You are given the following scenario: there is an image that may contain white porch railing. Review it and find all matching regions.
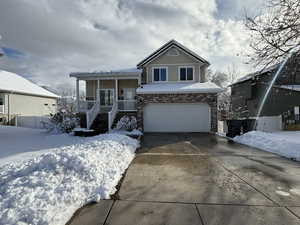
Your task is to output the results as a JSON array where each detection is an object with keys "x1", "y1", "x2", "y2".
[
  {"x1": 0, "y1": 105, "x2": 4, "y2": 114},
  {"x1": 86, "y1": 101, "x2": 100, "y2": 129},
  {"x1": 108, "y1": 101, "x2": 118, "y2": 132},
  {"x1": 79, "y1": 100, "x2": 96, "y2": 112},
  {"x1": 118, "y1": 100, "x2": 137, "y2": 111}
]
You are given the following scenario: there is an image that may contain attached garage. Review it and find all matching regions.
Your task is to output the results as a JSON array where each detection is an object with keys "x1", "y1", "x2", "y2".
[
  {"x1": 136, "y1": 82, "x2": 223, "y2": 133},
  {"x1": 143, "y1": 103, "x2": 210, "y2": 132}
]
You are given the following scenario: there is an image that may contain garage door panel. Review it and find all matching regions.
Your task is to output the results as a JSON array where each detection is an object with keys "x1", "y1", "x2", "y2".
[{"x1": 144, "y1": 103, "x2": 210, "y2": 132}]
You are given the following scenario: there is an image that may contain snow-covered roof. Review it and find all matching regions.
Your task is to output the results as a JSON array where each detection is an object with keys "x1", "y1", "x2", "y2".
[
  {"x1": 230, "y1": 64, "x2": 280, "y2": 86},
  {"x1": 0, "y1": 70, "x2": 60, "y2": 98},
  {"x1": 70, "y1": 68, "x2": 142, "y2": 78},
  {"x1": 279, "y1": 85, "x2": 300, "y2": 92},
  {"x1": 137, "y1": 39, "x2": 210, "y2": 68},
  {"x1": 136, "y1": 82, "x2": 223, "y2": 94}
]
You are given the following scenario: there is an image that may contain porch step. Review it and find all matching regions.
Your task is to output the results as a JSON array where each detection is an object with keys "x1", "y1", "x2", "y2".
[
  {"x1": 73, "y1": 129, "x2": 98, "y2": 137},
  {"x1": 112, "y1": 112, "x2": 137, "y2": 129},
  {"x1": 77, "y1": 112, "x2": 87, "y2": 128},
  {"x1": 90, "y1": 113, "x2": 109, "y2": 134}
]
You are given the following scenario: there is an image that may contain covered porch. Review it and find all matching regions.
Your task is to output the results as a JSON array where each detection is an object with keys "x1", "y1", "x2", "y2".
[
  {"x1": 79, "y1": 78, "x2": 139, "y2": 113},
  {"x1": 70, "y1": 69, "x2": 142, "y2": 131}
]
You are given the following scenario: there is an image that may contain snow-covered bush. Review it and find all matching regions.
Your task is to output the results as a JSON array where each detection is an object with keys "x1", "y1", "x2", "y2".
[
  {"x1": 116, "y1": 115, "x2": 137, "y2": 131},
  {"x1": 42, "y1": 110, "x2": 79, "y2": 133}
]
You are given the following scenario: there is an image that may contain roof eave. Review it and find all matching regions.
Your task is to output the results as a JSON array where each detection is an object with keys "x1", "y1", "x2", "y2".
[
  {"x1": 137, "y1": 40, "x2": 210, "y2": 68},
  {"x1": 70, "y1": 72, "x2": 142, "y2": 78},
  {"x1": 0, "y1": 89, "x2": 60, "y2": 99}
]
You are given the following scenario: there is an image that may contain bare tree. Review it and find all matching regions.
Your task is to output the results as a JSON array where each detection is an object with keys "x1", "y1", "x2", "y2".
[
  {"x1": 207, "y1": 69, "x2": 228, "y2": 87},
  {"x1": 245, "y1": 0, "x2": 300, "y2": 67}
]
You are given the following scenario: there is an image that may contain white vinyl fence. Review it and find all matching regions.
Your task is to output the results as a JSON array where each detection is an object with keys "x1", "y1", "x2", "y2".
[
  {"x1": 255, "y1": 116, "x2": 282, "y2": 132},
  {"x1": 16, "y1": 115, "x2": 50, "y2": 129}
]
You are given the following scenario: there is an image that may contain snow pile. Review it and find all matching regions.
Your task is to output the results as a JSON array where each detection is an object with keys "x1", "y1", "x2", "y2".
[
  {"x1": 234, "y1": 131, "x2": 300, "y2": 160},
  {"x1": 0, "y1": 134, "x2": 139, "y2": 225},
  {"x1": 111, "y1": 129, "x2": 143, "y2": 137}
]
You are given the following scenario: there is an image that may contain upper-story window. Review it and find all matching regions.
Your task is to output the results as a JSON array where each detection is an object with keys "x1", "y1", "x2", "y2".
[
  {"x1": 153, "y1": 67, "x2": 167, "y2": 82},
  {"x1": 179, "y1": 66, "x2": 194, "y2": 81}
]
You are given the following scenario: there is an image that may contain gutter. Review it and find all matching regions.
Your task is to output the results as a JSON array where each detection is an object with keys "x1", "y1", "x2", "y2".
[{"x1": 0, "y1": 89, "x2": 60, "y2": 99}]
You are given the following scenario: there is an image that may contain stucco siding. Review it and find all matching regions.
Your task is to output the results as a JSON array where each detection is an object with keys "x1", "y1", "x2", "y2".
[{"x1": 8, "y1": 93, "x2": 57, "y2": 116}]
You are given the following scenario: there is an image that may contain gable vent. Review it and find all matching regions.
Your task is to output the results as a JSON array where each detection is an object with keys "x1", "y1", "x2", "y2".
[{"x1": 167, "y1": 48, "x2": 180, "y2": 56}]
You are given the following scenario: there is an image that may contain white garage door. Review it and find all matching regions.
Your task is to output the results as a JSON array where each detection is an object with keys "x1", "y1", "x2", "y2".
[{"x1": 144, "y1": 103, "x2": 210, "y2": 132}]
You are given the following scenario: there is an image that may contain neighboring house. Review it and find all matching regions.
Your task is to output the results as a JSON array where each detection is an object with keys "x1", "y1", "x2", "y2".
[
  {"x1": 0, "y1": 70, "x2": 60, "y2": 128},
  {"x1": 229, "y1": 53, "x2": 300, "y2": 131},
  {"x1": 70, "y1": 39, "x2": 223, "y2": 133}
]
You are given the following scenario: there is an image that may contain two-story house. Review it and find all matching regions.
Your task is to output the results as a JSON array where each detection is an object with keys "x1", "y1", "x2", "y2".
[
  {"x1": 230, "y1": 52, "x2": 300, "y2": 120},
  {"x1": 70, "y1": 40, "x2": 223, "y2": 134}
]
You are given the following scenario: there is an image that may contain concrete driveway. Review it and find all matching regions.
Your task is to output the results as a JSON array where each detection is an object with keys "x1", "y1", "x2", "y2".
[{"x1": 68, "y1": 133, "x2": 300, "y2": 225}]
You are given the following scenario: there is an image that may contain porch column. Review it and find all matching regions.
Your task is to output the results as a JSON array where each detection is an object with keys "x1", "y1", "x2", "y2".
[
  {"x1": 138, "y1": 76, "x2": 141, "y2": 86},
  {"x1": 97, "y1": 80, "x2": 100, "y2": 101},
  {"x1": 76, "y1": 79, "x2": 80, "y2": 112},
  {"x1": 115, "y1": 79, "x2": 118, "y2": 101}
]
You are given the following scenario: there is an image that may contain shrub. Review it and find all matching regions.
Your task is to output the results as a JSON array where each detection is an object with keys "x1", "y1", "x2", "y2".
[
  {"x1": 42, "y1": 110, "x2": 79, "y2": 134},
  {"x1": 116, "y1": 116, "x2": 137, "y2": 131}
]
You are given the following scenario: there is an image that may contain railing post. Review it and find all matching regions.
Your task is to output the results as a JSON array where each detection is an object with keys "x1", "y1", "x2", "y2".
[
  {"x1": 76, "y1": 79, "x2": 80, "y2": 112},
  {"x1": 108, "y1": 112, "x2": 112, "y2": 133},
  {"x1": 86, "y1": 113, "x2": 90, "y2": 129}
]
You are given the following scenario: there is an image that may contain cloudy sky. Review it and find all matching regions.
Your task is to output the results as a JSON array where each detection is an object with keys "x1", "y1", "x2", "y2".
[{"x1": 0, "y1": 0, "x2": 264, "y2": 91}]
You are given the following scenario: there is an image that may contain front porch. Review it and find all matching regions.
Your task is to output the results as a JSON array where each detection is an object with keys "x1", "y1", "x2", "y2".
[
  {"x1": 70, "y1": 69, "x2": 142, "y2": 133},
  {"x1": 78, "y1": 79, "x2": 138, "y2": 113}
]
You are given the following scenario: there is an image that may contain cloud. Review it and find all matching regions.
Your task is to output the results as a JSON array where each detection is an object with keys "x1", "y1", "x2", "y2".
[{"x1": 0, "y1": 0, "x2": 257, "y2": 90}]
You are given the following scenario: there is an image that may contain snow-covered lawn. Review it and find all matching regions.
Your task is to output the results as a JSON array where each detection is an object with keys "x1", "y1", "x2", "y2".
[
  {"x1": 0, "y1": 126, "x2": 139, "y2": 225},
  {"x1": 234, "y1": 131, "x2": 300, "y2": 161}
]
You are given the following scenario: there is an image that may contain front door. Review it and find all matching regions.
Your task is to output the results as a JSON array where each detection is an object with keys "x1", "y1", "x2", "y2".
[{"x1": 99, "y1": 89, "x2": 114, "y2": 106}]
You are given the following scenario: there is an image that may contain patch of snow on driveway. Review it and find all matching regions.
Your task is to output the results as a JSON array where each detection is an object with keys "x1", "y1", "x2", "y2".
[
  {"x1": 234, "y1": 131, "x2": 300, "y2": 161},
  {"x1": 0, "y1": 133, "x2": 139, "y2": 225}
]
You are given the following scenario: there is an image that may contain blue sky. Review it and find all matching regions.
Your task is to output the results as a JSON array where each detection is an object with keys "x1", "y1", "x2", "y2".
[
  {"x1": 0, "y1": 0, "x2": 264, "y2": 90},
  {"x1": 1, "y1": 47, "x2": 25, "y2": 59}
]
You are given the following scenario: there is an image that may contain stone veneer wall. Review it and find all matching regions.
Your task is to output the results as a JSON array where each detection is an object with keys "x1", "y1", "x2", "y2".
[{"x1": 136, "y1": 93, "x2": 218, "y2": 132}]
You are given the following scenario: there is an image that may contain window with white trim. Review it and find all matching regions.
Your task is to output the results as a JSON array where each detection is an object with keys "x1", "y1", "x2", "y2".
[
  {"x1": 153, "y1": 67, "x2": 167, "y2": 82},
  {"x1": 179, "y1": 67, "x2": 194, "y2": 81}
]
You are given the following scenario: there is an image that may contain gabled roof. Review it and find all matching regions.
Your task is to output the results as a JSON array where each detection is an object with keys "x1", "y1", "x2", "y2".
[
  {"x1": 0, "y1": 70, "x2": 60, "y2": 98},
  {"x1": 137, "y1": 39, "x2": 210, "y2": 68}
]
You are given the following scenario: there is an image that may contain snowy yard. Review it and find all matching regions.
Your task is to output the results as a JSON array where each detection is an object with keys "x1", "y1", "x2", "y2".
[
  {"x1": 234, "y1": 131, "x2": 300, "y2": 161},
  {"x1": 0, "y1": 126, "x2": 139, "y2": 225}
]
